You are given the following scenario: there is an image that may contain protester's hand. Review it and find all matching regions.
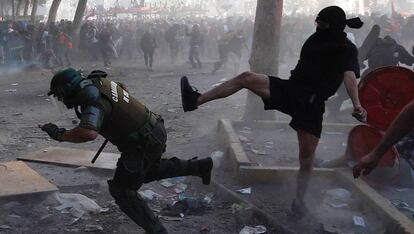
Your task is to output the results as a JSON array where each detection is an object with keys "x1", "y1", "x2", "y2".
[
  {"x1": 39, "y1": 123, "x2": 66, "y2": 142},
  {"x1": 352, "y1": 105, "x2": 367, "y2": 123},
  {"x1": 352, "y1": 152, "x2": 380, "y2": 178}
]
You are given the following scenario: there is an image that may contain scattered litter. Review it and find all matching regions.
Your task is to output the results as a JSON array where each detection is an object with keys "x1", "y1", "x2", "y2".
[
  {"x1": 0, "y1": 225, "x2": 11, "y2": 229},
  {"x1": 54, "y1": 193, "x2": 109, "y2": 218},
  {"x1": 212, "y1": 83, "x2": 222, "y2": 87},
  {"x1": 231, "y1": 203, "x2": 248, "y2": 214},
  {"x1": 174, "y1": 183, "x2": 188, "y2": 194},
  {"x1": 250, "y1": 146, "x2": 268, "y2": 155},
  {"x1": 342, "y1": 143, "x2": 347, "y2": 147},
  {"x1": 236, "y1": 187, "x2": 252, "y2": 194},
  {"x1": 139, "y1": 190, "x2": 163, "y2": 201},
  {"x1": 11, "y1": 83, "x2": 19, "y2": 86},
  {"x1": 200, "y1": 225, "x2": 210, "y2": 234},
  {"x1": 37, "y1": 94, "x2": 45, "y2": 97},
  {"x1": 167, "y1": 109, "x2": 177, "y2": 113},
  {"x1": 328, "y1": 203, "x2": 348, "y2": 208},
  {"x1": 395, "y1": 188, "x2": 411, "y2": 192},
  {"x1": 203, "y1": 193, "x2": 214, "y2": 204},
  {"x1": 12, "y1": 113, "x2": 22, "y2": 116},
  {"x1": 5, "y1": 89, "x2": 17, "y2": 92},
  {"x1": 85, "y1": 224, "x2": 103, "y2": 232},
  {"x1": 239, "y1": 135, "x2": 249, "y2": 142},
  {"x1": 322, "y1": 224, "x2": 342, "y2": 233},
  {"x1": 43, "y1": 149, "x2": 48, "y2": 152},
  {"x1": 69, "y1": 217, "x2": 81, "y2": 225},
  {"x1": 264, "y1": 141, "x2": 274, "y2": 149},
  {"x1": 171, "y1": 176, "x2": 186, "y2": 183},
  {"x1": 239, "y1": 127, "x2": 252, "y2": 134},
  {"x1": 40, "y1": 214, "x2": 52, "y2": 220},
  {"x1": 161, "y1": 195, "x2": 211, "y2": 216},
  {"x1": 239, "y1": 225, "x2": 267, "y2": 234},
  {"x1": 160, "y1": 180, "x2": 175, "y2": 188},
  {"x1": 219, "y1": 78, "x2": 227, "y2": 82},
  {"x1": 324, "y1": 188, "x2": 351, "y2": 204},
  {"x1": 391, "y1": 199, "x2": 414, "y2": 214},
  {"x1": 159, "y1": 215, "x2": 183, "y2": 221},
  {"x1": 211, "y1": 151, "x2": 224, "y2": 168},
  {"x1": 352, "y1": 216, "x2": 366, "y2": 227}
]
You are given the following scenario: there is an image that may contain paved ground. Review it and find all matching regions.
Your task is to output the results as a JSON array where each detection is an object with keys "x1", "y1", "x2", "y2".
[{"x1": 0, "y1": 55, "x2": 413, "y2": 233}]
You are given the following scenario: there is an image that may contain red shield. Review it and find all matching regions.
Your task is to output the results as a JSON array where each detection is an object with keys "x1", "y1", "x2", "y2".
[
  {"x1": 347, "y1": 125, "x2": 400, "y2": 187},
  {"x1": 359, "y1": 66, "x2": 414, "y2": 131}
]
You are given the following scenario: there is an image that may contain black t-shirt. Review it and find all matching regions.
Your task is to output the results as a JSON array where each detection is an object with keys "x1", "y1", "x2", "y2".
[{"x1": 289, "y1": 31, "x2": 360, "y2": 100}]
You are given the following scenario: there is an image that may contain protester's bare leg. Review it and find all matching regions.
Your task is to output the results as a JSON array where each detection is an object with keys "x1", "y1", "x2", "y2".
[
  {"x1": 295, "y1": 129, "x2": 319, "y2": 207},
  {"x1": 197, "y1": 71, "x2": 270, "y2": 106}
]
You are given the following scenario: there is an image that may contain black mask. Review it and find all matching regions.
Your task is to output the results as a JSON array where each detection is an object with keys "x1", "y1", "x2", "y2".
[{"x1": 316, "y1": 6, "x2": 363, "y2": 33}]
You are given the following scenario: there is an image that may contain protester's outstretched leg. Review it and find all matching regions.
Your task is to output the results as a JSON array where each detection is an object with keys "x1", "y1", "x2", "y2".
[
  {"x1": 292, "y1": 129, "x2": 319, "y2": 218},
  {"x1": 180, "y1": 71, "x2": 270, "y2": 112}
]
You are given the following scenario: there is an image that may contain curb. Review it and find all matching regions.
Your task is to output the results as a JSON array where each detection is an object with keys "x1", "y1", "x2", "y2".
[{"x1": 218, "y1": 119, "x2": 414, "y2": 234}]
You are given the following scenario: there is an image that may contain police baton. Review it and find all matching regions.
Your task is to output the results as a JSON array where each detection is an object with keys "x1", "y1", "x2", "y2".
[{"x1": 91, "y1": 139, "x2": 109, "y2": 164}]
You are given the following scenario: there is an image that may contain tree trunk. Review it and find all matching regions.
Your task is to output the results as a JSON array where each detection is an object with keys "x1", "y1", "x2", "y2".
[
  {"x1": 72, "y1": 0, "x2": 88, "y2": 46},
  {"x1": 48, "y1": 0, "x2": 61, "y2": 24},
  {"x1": 242, "y1": 0, "x2": 283, "y2": 121},
  {"x1": 0, "y1": 1, "x2": 4, "y2": 20},
  {"x1": 30, "y1": 0, "x2": 38, "y2": 23},
  {"x1": 12, "y1": 0, "x2": 16, "y2": 20},
  {"x1": 16, "y1": 0, "x2": 23, "y2": 16},
  {"x1": 23, "y1": 0, "x2": 30, "y2": 17}
]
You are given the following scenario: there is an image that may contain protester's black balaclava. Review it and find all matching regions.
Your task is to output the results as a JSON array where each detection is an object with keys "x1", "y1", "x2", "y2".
[{"x1": 315, "y1": 6, "x2": 363, "y2": 39}]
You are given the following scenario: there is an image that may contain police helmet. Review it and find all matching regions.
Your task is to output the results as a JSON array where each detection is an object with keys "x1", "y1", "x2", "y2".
[{"x1": 48, "y1": 68, "x2": 99, "y2": 108}]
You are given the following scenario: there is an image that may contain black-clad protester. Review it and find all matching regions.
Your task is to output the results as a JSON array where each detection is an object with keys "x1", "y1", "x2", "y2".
[{"x1": 180, "y1": 6, "x2": 367, "y2": 217}]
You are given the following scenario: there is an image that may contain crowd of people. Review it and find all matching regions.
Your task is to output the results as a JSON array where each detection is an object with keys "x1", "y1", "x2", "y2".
[
  {"x1": 0, "y1": 16, "x2": 254, "y2": 72},
  {"x1": 1, "y1": 11, "x2": 414, "y2": 72}
]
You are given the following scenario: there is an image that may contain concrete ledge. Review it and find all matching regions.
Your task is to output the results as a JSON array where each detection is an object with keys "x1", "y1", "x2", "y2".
[
  {"x1": 231, "y1": 120, "x2": 356, "y2": 133},
  {"x1": 218, "y1": 119, "x2": 242, "y2": 147},
  {"x1": 218, "y1": 119, "x2": 414, "y2": 233}
]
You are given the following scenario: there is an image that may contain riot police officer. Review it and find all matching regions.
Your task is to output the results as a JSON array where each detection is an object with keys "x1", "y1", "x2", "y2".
[{"x1": 40, "y1": 68, "x2": 213, "y2": 234}]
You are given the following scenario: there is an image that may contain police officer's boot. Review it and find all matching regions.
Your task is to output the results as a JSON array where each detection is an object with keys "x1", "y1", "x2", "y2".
[
  {"x1": 108, "y1": 180, "x2": 168, "y2": 234},
  {"x1": 188, "y1": 157, "x2": 213, "y2": 185}
]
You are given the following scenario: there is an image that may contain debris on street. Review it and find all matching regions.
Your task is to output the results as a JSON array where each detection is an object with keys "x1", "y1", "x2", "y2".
[{"x1": 239, "y1": 225, "x2": 267, "y2": 234}]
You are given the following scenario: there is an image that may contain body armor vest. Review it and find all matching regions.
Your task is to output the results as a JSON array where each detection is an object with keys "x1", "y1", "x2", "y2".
[{"x1": 95, "y1": 78, "x2": 150, "y2": 149}]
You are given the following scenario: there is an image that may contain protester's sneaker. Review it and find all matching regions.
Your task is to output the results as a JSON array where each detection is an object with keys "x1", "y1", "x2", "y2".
[{"x1": 180, "y1": 76, "x2": 201, "y2": 112}]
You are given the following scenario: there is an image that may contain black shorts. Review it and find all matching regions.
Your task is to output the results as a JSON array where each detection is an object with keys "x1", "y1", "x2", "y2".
[{"x1": 262, "y1": 76, "x2": 325, "y2": 138}]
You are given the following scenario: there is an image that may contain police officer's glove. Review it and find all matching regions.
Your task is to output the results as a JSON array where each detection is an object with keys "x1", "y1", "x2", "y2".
[{"x1": 39, "y1": 123, "x2": 66, "y2": 142}]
